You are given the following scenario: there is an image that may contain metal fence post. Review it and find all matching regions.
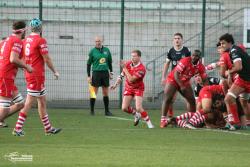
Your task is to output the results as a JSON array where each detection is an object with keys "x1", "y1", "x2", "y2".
[
  {"x1": 152, "y1": 60, "x2": 156, "y2": 102},
  {"x1": 39, "y1": 0, "x2": 43, "y2": 36},
  {"x1": 201, "y1": 0, "x2": 206, "y2": 57},
  {"x1": 119, "y1": 0, "x2": 125, "y2": 108}
]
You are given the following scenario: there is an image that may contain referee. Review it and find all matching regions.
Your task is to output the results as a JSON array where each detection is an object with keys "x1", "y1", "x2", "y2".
[{"x1": 87, "y1": 36, "x2": 113, "y2": 116}]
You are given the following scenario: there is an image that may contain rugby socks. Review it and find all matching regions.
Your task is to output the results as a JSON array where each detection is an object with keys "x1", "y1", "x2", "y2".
[
  {"x1": 177, "y1": 120, "x2": 187, "y2": 127},
  {"x1": 15, "y1": 112, "x2": 27, "y2": 132},
  {"x1": 176, "y1": 112, "x2": 194, "y2": 121},
  {"x1": 141, "y1": 111, "x2": 154, "y2": 128},
  {"x1": 189, "y1": 114, "x2": 207, "y2": 127},
  {"x1": 90, "y1": 98, "x2": 95, "y2": 114},
  {"x1": 161, "y1": 116, "x2": 167, "y2": 123},
  {"x1": 41, "y1": 114, "x2": 52, "y2": 132},
  {"x1": 246, "y1": 119, "x2": 250, "y2": 126},
  {"x1": 103, "y1": 96, "x2": 109, "y2": 112},
  {"x1": 188, "y1": 110, "x2": 206, "y2": 126},
  {"x1": 228, "y1": 103, "x2": 240, "y2": 125}
]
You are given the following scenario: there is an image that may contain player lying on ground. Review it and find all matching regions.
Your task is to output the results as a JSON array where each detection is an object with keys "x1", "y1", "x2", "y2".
[{"x1": 111, "y1": 50, "x2": 154, "y2": 128}]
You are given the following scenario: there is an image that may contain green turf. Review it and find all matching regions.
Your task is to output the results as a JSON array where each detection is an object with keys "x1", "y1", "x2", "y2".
[{"x1": 1, "y1": 109, "x2": 250, "y2": 167}]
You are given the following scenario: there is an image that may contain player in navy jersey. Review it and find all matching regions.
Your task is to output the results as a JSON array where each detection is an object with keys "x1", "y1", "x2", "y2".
[
  {"x1": 160, "y1": 33, "x2": 191, "y2": 128},
  {"x1": 219, "y1": 33, "x2": 250, "y2": 127}
]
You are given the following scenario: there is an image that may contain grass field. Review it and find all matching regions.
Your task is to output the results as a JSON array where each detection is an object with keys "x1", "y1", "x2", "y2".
[{"x1": 1, "y1": 108, "x2": 250, "y2": 167}]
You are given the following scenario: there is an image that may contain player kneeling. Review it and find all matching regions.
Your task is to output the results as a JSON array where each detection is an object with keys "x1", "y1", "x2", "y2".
[{"x1": 111, "y1": 50, "x2": 154, "y2": 128}]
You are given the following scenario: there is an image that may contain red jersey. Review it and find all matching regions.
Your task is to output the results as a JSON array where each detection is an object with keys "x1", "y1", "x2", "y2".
[
  {"x1": 168, "y1": 57, "x2": 207, "y2": 83},
  {"x1": 22, "y1": 34, "x2": 48, "y2": 78},
  {"x1": 219, "y1": 52, "x2": 232, "y2": 70},
  {"x1": 123, "y1": 61, "x2": 146, "y2": 91},
  {"x1": 0, "y1": 34, "x2": 23, "y2": 80}
]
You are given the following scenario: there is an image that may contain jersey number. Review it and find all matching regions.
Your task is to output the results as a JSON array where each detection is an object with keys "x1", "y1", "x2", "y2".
[{"x1": 25, "y1": 43, "x2": 31, "y2": 56}]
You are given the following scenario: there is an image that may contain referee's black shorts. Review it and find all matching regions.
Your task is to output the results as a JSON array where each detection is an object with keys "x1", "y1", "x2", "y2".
[{"x1": 91, "y1": 71, "x2": 109, "y2": 87}]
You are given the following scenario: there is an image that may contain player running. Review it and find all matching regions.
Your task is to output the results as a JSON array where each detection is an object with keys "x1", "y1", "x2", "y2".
[
  {"x1": 0, "y1": 21, "x2": 32, "y2": 128},
  {"x1": 160, "y1": 50, "x2": 208, "y2": 127},
  {"x1": 111, "y1": 50, "x2": 154, "y2": 128},
  {"x1": 13, "y1": 18, "x2": 61, "y2": 136},
  {"x1": 160, "y1": 33, "x2": 191, "y2": 127}
]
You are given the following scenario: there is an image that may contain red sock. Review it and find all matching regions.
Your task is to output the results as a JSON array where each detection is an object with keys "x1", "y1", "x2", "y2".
[
  {"x1": 188, "y1": 110, "x2": 204, "y2": 125},
  {"x1": 161, "y1": 116, "x2": 167, "y2": 122},
  {"x1": 177, "y1": 120, "x2": 187, "y2": 127},
  {"x1": 124, "y1": 106, "x2": 135, "y2": 114},
  {"x1": 229, "y1": 103, "x2": 240, "y2": 124},
  {"x1": 141, "y1": 111, "x2": 149, "y2": 121},
  {"x1": 168, "y1": 106, "x2": 174, "y2": 117},
  {"x1": 15, "y1": 112, "x2": 27, "y2": 132},
  {"x1": 176, "y1": 112, "x2": 194, "y2": 121},
  {"x1": 42, "y1": 115, "x2": 52, "y2": 132}
]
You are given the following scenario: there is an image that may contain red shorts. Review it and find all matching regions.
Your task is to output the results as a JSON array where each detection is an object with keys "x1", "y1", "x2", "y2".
[
  {"x1": 166, "y1": 77, "x2": 191, "y2": 90},
  {"x1": 26, "y1": 77, "x2": 45, "y2": 91},
  {"x1": 123, "y1": 88, "x2": 144, "y2": 97},
  {"x1": 234, "y1": 77, "x2": 250, "y2": 93},
  {"x1": 0, "y1": 78, "x2": 15, "y2": 98}
]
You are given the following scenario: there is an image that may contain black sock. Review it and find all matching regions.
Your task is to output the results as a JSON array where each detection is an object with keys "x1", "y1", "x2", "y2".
[
  {"x1": 90, "y1": 98, "x2": 96, "y2": 112},
  {"x1": 103, "y1": 96, "x2": 109, "y2": 112}
]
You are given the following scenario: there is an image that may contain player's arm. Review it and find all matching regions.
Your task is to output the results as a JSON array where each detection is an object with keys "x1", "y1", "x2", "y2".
[
  {"x1": 199, "y1": 64, "x2": 209, "y2": 86},
  {"x1": 122, "y1": 67, "x2": 138, "y2": 83},
  {"x1": 10, "y1": 51, "x2": 32, "y2": 72},
  {"x1": 219, "y1": 64, "x2": 228, "y2": 79},
  {"x1": 42, "y1": 54, "x2": 59, "y2": 79},
  {"x1": 174, "y1": 70, "x2": 185, "y2": 89},
  {"x1": 229, "y1": 50, "x2": 242, "y2": 74},
  {"x1": 173, "y1": 60, "x2": 186, "y2": 89},
  {"x1": 110, "y1": 73, "x2": 124, "y2": 90},
  {"x1": 161, "y1": 60, "x2": 170, "y2": 85}
]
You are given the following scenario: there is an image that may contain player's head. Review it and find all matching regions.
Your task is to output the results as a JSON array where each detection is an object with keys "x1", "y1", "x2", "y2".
[
  {"x1": 191, "y1": 49, "x2": 201, "y2": 65},
  {"x1": 95, "y1": 36, "x2": 103, "y2": 48},
  {"x1": 219, "y1": 33, "x2": 234, "y2": 51},
  {"x1": 194, "y1": 74, "x2": 202, "y2": 85},
  {"x1": 30, "y1": 18, "x2": 42, "y2": 33},
  {"x1": 131, "y1": 49, "x2": 141, "y2": 64},
  {"x1": 12, "y1": 21, "x2": 26, "y2": 39},
  {"x1": 173, "y1": 32, "x2": 183, "y2": 47},
  {"x1": 216, "y1": 41, "x2": 224, "y2": 54}
]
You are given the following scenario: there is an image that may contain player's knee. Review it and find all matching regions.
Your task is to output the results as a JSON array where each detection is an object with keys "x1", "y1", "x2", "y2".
[{"x1": 224, "y1": 94, "x2": 235, "y2": 104}]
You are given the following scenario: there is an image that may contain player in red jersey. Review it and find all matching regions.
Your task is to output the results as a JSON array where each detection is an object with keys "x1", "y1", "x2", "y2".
[
  {"x1": 0, "y1": 21, "x2": 32, "y2": 128},
  {"x1": 13, "y1": 18, "x2": 61, "y2": 136},
  {"x1": 219, "y1": 33, "x2": 250, "y2": 127},
  {"x1": 111, "y1": 50, "x2": 154, "y2": 128},
  {"x1": 160, "y1": 50, "x2": 208, "y2": 127}
]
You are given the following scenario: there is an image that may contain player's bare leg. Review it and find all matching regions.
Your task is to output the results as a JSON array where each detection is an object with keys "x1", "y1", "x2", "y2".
[
  {"x1": 179, "y1": 85, "x2": 196, "y2": 113},
  {"x1": 102, "y1": 86, "x2": 112, "y2": 116},
  {"x1": 225, "y1": 84, "x2": 244, "y2": 126},
  {"x1": 121, "y1": 96, "x2": 134, "y2": 114},
  {"x1": 239, "y1": 96, "x2": 249, "y2": 126},
  {"x1": 160, "y1": 83, "x2": 177, "y2": 128},
  {"x1": 135, "y1": 96, "x2": 154, "y2": 128},
  {"x1": 0, "y1": 96, "x2": 11, "y2": 128}
]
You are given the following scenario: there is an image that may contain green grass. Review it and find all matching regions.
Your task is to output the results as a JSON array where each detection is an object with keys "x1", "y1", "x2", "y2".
[{"x1": 1, "y1": 109, "x2": 250, "y2": 167}]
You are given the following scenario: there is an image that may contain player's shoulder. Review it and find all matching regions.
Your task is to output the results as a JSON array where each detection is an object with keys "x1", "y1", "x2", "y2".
[
  {"x1": 182, "y1": 46, "x2": 191, "y2": 52},
  {"x1": 139, "y1": 62, "x2": 146, "y2": 70}
]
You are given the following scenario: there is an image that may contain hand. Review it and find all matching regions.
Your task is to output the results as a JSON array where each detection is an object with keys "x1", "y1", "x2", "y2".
[
  {"x1": 87, "y1": 77, "x2": 92, "y2": 84},
  {"x1": 54, "y1": 71, "x2": 59, "y2": 80},
  {"x1": 227, "y1": 75, "x2": 232, "y2": 87},
  {"x1": 161, "y1": 78, "x2": 166, "y2": 86},
  {"x1": 109, "y1": 72, "x2": 114, "y2": 80},
  {"x1": 110, "y1": 84, "x2": 117, "y2": 90},
  {"x1": 120, "y1": 60, "x2": 126, "y2": 68},
  {"x1": 179, "y1": 85, "x2": 186, "y2": 94},
  {"x1": 26, "y1": 65, "x2": 33, "y2": 73}
]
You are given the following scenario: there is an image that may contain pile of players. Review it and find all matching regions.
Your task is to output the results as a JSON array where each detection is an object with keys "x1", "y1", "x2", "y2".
[{"x1": 160, "y1": 33, "x2": 250, "y2": 130}]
